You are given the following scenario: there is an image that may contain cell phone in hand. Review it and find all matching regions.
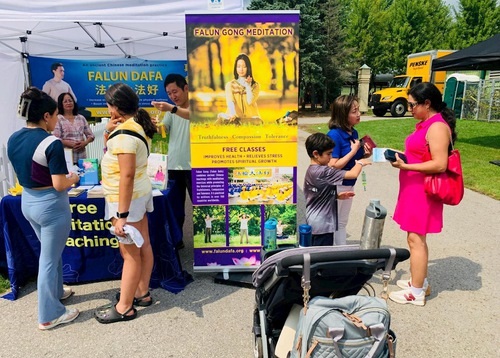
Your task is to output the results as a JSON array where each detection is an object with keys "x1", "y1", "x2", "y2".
[
  {"x1": 384, "y1": 149, "x2": 407, "y2": 163},
  {"x1": 361, "y1": 135, "x2": 377, "y2": 148}
]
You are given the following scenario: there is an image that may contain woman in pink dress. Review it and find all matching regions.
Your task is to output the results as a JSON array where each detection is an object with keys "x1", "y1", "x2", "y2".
[{"x1": 389, "y1": 82, "x2": 457, "y2": 306}]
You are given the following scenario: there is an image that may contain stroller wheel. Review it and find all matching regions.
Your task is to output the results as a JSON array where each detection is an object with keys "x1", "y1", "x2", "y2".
[{"x1": 253, "y1": 335, "x2": 263, "y2": 358}]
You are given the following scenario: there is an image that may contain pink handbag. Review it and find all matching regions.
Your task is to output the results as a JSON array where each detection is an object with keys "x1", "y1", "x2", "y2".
[{"x1": 423, "y1": 142, "x2": 464, "y2": 206}]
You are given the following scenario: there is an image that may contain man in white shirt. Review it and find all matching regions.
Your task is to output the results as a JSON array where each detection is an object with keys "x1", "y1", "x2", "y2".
[
  {"x1": 152, "y1": 74, "x2": 191, "y2": 247},
  {"x1": 42, "y1": 62, "x2": 77, "y2": 103},
  {"x1": 239, "y1": 214, "x2": 250, "y2": 244}
]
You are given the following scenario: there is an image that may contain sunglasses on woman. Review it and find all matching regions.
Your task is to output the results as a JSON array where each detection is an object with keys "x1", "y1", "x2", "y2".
[{"x1": 408, "y1": 101, "x2": 420, "y2": 109}]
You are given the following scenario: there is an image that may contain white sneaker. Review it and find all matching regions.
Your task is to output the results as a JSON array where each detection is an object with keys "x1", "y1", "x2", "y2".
[
  {"x1": 60, "y1": 286, "x2": 74, "y2": 300},
  {"x1": 389, "y1": 288, "x2": 425, "y2": 306},
  {"x1": 39, "y1": 308, "x2": 80, "y2": 330},
  {"x1": 396, "y1": 279, "x2": 431, "y2": 296}
]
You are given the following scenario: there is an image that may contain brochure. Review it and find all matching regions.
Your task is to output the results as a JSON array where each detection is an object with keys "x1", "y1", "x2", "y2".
[
  {"x1": 78, "y1": 158, "x2": 100, "y2": 185},
  {"x1": 147, "y1": 153, "x2": 168, "y2": 190}
]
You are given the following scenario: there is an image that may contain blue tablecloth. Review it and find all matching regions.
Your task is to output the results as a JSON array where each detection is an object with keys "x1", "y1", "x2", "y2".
[{"x1": 0, "y1": 187, "x2": 192, "y2": 300}]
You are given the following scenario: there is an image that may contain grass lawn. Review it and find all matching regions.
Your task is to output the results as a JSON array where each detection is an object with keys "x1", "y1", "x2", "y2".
[
  {"x1": 193, "y1": 233, "x2": 227, "y2": 247},
  {"x1": 0, "y1": 272, "x2": 9, "y2": 293},
  {"x1": 300, "y1": 118, "x2": 500, "y2": 200}
]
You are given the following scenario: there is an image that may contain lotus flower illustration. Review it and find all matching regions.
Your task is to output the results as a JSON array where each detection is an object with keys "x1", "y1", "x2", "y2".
[{"x1": 232, "y1": 255, "x2": 260, "y2": 266}]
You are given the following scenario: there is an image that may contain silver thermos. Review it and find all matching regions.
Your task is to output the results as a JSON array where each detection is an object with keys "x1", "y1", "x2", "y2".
[{"x1": 360, "y1": 199, "x2": 387, "y2": 250}]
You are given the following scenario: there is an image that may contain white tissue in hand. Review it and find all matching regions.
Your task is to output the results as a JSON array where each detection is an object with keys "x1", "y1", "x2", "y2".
[{"x1": 109, "y1": 225, "x2": 144, "y2": 247}]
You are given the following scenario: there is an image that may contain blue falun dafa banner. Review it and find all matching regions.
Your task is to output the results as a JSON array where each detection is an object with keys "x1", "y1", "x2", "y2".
[{"x1": 29, "y1": 56, "x2": 186, "y2": 117}]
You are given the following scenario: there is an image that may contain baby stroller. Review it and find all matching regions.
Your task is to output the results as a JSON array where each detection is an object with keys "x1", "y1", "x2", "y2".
[{"x1": 252, "y1": 246, "x2": 410, "y2": 358}]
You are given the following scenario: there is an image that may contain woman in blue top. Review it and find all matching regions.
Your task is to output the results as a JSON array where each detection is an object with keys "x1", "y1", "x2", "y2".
[
  {"x1": 7, "y1": 87, "x2": 81, "y2": 330},
  {"x1": 327, "y1": 95, "x2": 373, "y2": 245}
]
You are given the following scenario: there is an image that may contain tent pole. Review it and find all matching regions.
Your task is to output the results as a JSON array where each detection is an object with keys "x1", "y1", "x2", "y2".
[
  {"x1": 98, "y1": 24, "x2": 129, "y2": 58},
  {"x1": 460, "y1": 81, "x2": 465, "y2": 120},
  {"x1": 20, "y1": 36, "x2": 30, "y2": 89},
  {"x1": 487, "y1": 80, "x2": 494, "y2": 122},
  {"x1": 76, "y1": 22, "x2": 105, "y2": 48},
  {"x1": 475, "y1": 81, "x2": 483, "y2": 121},
  {"x1": 22, "y1": 56, "x2": 30, "y2": 89}
]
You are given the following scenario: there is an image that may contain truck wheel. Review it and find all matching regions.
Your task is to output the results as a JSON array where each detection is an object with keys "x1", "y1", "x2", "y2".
[
  {"x1": 373, "y1": 109, "x2": 386, "y2": 117},
  {"x1": 390, "y1": 100, "x2": 406, "y2": 117}
]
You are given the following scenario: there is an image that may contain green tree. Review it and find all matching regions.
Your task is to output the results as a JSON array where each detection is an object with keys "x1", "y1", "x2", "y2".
[
  {"x1": 384, "y1": 0, "x2": 452, "y2": 73},
  {"x1": 321, "y1": 0, "x2": 355, "y2": 108},
  {"x1": 264, "y1": 205, "x2": 297, "y2": 234},
  {"x1": 341, "y1": 0, "x2": 391, "y2": 75},
  {"x1": 449, "y1": 0, "x2": 500, "y2": 49},
  {"x1": 297, "y1": 0, "x2": 328, "y2": 109},
  {"x1": 248, "y1": 0, "x2": 497, "y2": 103},
  {"x1": 249, "y1": 0, "x2": 350, "y2": 109},
  {"x1": 193, "y1": 206, "x2": 226, "y2": 235}
]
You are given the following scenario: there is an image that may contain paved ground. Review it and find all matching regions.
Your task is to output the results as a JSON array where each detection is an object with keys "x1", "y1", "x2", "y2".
[{"x1": 0, "y1": 115, "x2": 499, "y2": 357}]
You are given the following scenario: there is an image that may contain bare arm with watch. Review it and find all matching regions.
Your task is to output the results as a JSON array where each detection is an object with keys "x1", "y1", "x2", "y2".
[{"x1": 151, "y1": 101, "x2": 190, "y2": 120}]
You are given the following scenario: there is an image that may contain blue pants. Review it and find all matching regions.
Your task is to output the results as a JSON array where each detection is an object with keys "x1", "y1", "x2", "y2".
[{"x1": 22, "y1": 188, "x2": 71, "y2": 323}]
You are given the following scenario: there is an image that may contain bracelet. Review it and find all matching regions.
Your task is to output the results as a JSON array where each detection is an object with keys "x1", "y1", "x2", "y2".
[
  {"x1": 355, "y1": 160, "x2": 364, "y2": 167},
  {"x1": 116, "y1": 211, "x2": 129, "y2": 219},
  {"x1": 104, "y1": 129, "x2": 111, "y2": 134}
]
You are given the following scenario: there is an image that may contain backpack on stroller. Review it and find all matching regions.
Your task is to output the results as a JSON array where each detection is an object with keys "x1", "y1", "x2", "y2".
[{"x1": 252, "y1": 246, "x2": 410, "y2": 358}]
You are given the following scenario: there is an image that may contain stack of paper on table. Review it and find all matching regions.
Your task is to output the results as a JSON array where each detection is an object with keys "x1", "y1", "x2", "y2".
[
  {"x1": 68, "y1": 187, "x2": 86, "y2": 197},
  {"x1": 86, "y1": 185, "x2": 105, "y2": 198}
]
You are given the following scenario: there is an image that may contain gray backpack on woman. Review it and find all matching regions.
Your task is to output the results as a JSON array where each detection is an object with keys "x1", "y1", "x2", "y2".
[{"x1": 290, "y1": 295, "x2": 395, "y2": 358}]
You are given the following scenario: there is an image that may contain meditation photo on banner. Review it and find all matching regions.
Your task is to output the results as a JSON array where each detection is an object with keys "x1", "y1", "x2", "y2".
[{"x1": 185, "y1": 12, "x2": 300, "y2": 270}]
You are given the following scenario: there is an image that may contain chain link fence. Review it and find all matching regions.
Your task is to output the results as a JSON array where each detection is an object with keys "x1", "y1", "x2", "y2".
[{"x1": 461, "y1": 79, "x2": 500, "y2": 122}]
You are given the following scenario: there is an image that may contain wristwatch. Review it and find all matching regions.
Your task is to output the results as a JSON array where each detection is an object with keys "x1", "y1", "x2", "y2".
[
  {"x1": 171, "y1": 106, "x2": 178, "y2": 114},
  {"x1": 116, "y1": 211, "x2": 129, "y2": 219}
]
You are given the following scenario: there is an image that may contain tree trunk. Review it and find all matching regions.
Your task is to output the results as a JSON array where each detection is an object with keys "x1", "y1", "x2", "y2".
[
  {"x1": 282, "y1": 54, "x2": 287, "y2": 97},
  {"x1": 311, "y1": 86, "x2": 316, "y2": 110},
  {"x1": 215, "y1": 40, "x2": 224, "y2": 90},
  {"x1": 208, "y1": 43, "x2": 215, "y2": 90}
]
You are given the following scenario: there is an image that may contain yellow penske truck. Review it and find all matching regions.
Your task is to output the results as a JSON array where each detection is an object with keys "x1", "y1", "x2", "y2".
[{"x1": 369, "y1": 50, "x2": 454, "y2": 117}]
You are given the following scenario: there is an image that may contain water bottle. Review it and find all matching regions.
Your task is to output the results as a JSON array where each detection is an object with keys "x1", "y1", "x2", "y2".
[
  {"x1": 360, "y1": 199, "x2": 387, "y2": 250},
  {"x1": 264, "y1": 218, "x2": 278, "y2": 251},
  {"x1": 299, "y1": 224, "x2": 312, "y2": 247}
]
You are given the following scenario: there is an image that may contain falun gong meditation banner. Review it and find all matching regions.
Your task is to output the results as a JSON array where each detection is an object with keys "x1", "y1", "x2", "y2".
[
  {"x1": 28, "y1": 56, "x2": 186, "y2": 118},
  {"x1": 185, "y1": 11, "x2": 300, "y2": 272}
]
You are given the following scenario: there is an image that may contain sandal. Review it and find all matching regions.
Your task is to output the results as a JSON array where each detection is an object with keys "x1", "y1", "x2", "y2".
[
  {"x1": 115, "y1": 291, "x2": 153, "y2": 307},
  {"x1": 94, "y1": 304, "x2": 137, "y2": 324}
]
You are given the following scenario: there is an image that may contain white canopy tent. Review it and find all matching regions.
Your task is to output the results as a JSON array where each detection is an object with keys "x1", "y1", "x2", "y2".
[{"x1": 0, "y1": 0, "x2": 246, "y2": 146}]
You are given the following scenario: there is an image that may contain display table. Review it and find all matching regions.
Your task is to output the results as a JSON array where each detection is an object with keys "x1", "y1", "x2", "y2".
[{"x1": 0, "y1": 186, "x2": 192, "y2": 300}]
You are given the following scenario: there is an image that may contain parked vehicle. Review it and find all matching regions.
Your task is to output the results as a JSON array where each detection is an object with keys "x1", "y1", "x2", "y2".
[{"x1": 369, "y1": 50, "x2": 454, "y2": 117}]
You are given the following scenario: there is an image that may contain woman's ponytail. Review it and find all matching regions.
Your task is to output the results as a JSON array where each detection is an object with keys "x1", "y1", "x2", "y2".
[
  {"x1": 439, "y1": 106, "x2": 457, "y2": 145},
  {"x1": 135, "y1": 108, "x2": 157, "y2": 139}
]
